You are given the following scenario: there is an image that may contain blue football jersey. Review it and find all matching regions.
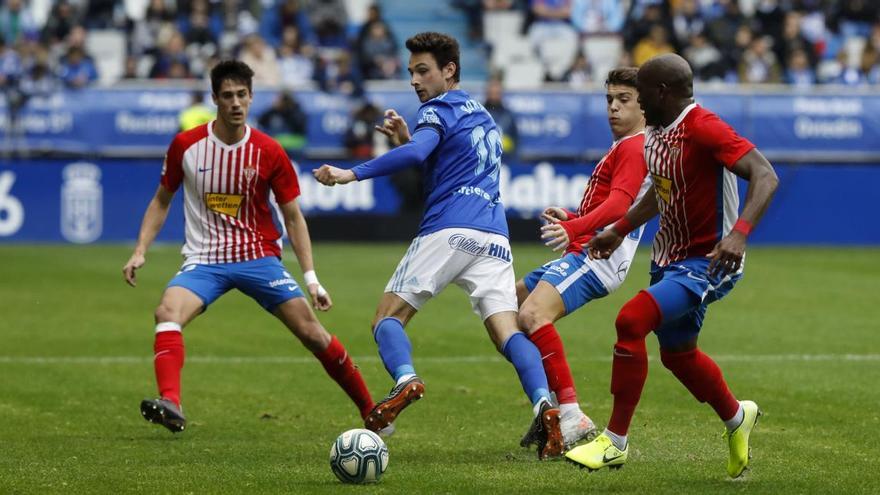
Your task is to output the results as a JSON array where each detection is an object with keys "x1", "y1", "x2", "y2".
[{"x1": 413, "y1": 89, "x2": 509, "y2": 237}]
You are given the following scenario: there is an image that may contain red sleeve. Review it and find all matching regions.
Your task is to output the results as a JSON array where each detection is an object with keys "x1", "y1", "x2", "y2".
[
  {"x1": 560, "y1": 188, "x2": 633, "y2": 241},
  {"x1": 690, "y1": 110, "x2": 755, "y2": 169},
  {"x1": 159, "y1": 134, "x2": 186, "y2": 192},
  {"x1": 269, "y1": 144, "x2": 300, "y2": 205},
  {"x1": 608, "y1": 136, "x2": 648, "y2": 201}
]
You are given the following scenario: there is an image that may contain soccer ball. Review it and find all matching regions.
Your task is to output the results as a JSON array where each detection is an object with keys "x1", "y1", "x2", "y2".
[{"x1": 329, "y1": 428, "x2": 389, "y2": 484}]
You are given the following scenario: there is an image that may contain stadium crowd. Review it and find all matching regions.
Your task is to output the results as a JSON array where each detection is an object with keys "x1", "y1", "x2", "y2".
[{"x1": 0, "y1": 0, "x2": 878, "y2": 93}]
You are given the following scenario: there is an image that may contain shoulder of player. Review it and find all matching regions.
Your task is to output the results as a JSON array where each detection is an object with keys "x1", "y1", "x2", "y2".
[
  {"x1": 685, "y1": 105, "x2": 726, "y2": 130},
  {"x1": 247, "y1": 126, "x2": 287, "y2": 155},
  {"x1": 170, "y1": 124, "x2": 209, "y2": 152},
  {"x1": 612, "y1": 131, "x2": 646, "y2": 157}
]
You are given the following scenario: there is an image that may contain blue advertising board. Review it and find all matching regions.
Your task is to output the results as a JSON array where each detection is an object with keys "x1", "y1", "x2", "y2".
[
  {"x1": 2, "y1": 87, "x2": 878, "y2": 160},
  {"x1": 1, "y1": 159, "x2": 877, "y2": 244}
]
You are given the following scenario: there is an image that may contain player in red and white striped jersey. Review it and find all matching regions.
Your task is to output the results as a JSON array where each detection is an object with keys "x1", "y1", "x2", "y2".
[
  {"x1": 568, "y1": 54, "x2": 779, "y2": 477},
  {"x1": 515, "y1": 68, "x2": 650, "y2": 450},
  {"x1": 122, "y1": 60, "x2": 376, "y2": 434}
]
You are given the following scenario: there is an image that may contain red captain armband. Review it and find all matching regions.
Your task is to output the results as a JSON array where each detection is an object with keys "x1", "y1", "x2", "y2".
[
  {"x1": 733, "y1": 218, "x2": 753, "y2": 236},
  {"x1": 612, "y1": 217, "x2": 635, "y2": 236}
]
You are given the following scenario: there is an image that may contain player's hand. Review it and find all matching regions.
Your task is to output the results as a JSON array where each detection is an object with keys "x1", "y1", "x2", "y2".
[
  {"x1": 586, "y1": 229, "x2": 623, "y2": 260},
  {"x1": 540, "y1": 206, "x2": 569, "y2": 223},
  {"x1": 122, "y1": 252, "x2": 146, "y2": 287},
  {"x1": 307, "y1": 283, "x2": 333, "y2": 311},
  {"x1": 313, "y1": 165, "x2": 356, "y2": 186},
  {"x1": 540, "y1": 223, "x2": 570, "y2": 252},
  {"x1": 707, "y1": 231, "x2": 746, "y2": 277},
  {"x1": 374, "y1": 109, "x2": 411, "y2": 147}
]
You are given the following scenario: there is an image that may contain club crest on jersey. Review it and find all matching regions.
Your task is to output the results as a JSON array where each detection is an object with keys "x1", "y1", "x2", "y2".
[
  {"x1": 243, "y1": 163, "x2": 257, "y2": 182},
  {"x1": 651, "y1": 173, "x2": 672, "y2": 204},
  {"x1": 205, "y1": 193, "x2": 244, "y2": 217}
]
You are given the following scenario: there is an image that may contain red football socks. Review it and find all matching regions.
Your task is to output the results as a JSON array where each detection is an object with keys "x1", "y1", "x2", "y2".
[
  {"x1": 660, "y1": 347, "x2": 740, "y2": 421},
  {"x1": 607, "y1": 291, "x2": 662, "y2": 435},
  {"x1": 529, "y1": 323, "x2": 578, "y2": 404},
  {"x1": 315, "y1": 335, "x2": 375, "y2": 419},
  {"x1": 154, "y1": 324, "x2": 185, "y2": 407}
]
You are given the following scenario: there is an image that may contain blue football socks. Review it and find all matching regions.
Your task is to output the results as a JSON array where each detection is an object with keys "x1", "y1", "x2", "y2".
[
  {"x1": 502, "y1": 332, "x2": 551, "y2": 406},
  {"x1": 373, "y1": 317, "x2": 415, "y2": 382}
]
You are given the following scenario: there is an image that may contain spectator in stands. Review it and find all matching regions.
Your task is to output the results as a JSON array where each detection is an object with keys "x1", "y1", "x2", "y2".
[
  {"x1": 753, "y1": 0, "x2": 786, "y2": 42},
  {"x1": 777, "y1": 11, "x2": 817, "y2": 74},
  {"x1": 278, "y1": 26, "x2": 315, "y2": 88},
  {"x1": 571, "y1": 0, "x2": 624, "y2": 34},
  {"x1": 528, "y1": 0, "x2": 578, "y2": 49},
  {"x1": 130, "y1": 0, "x2": 176, "y2": 58},
  {"x1": 357, "y1": 21, "x2": 400, "y2": 80},
  {"x1": 259, "y1": 90, "x2": 308, "y2": 152},
  {"x1": 0, "y1": 35, "x2": 23, "y2": 87},
  {"x1": 149, "y1": 30, "x2": 191, "y2": 79},
  {"x1": 42, "y1": 0, "x2": 80, "y2": 46},
  {"x1": 83, "y1": 0, "x2": 117, "y2": 29},
  {"x1": 308, "y1": 0, "x2": 348, "y2": 49},
  {"x1": 344, "y1": 99, "x2": 382, "y2": 159},
  {"x1": 671, "y1": 0, "x2": 704, "y2": 48},
  {"x1": 784, "y1": 48, "x2": 816, "y2": 87},
  {"x1": 179, "y1": 90, "x2": 215, "y2": 131},
  {"x1": 239, "y1": 34, "x2": 281, "y2": 86},
  {"x1": 19, "y1": 62, "x2": 58, "y2": 99},
  {"x1": 484, "y1": 76, "x2": 519, "y2": 157},
  {"x1": 684, "y1": 31, "x2": 725, "y2": 81},
  {"x1": 738, "y1": 35, "x2": 782, "y2": 83},
  {"x1": 632, "y1": 24, "x2": 674, "y2": 66},
  {"x1": 265, "y1": 0, "x2": 316, "y2": 47},
  {"x1": 58, "y1": 46, "x2": 99, "y2": 88},
  {"x1": 315, "y1": 51, "x2": 363, "y2": 97},
  {"x1": 622, "y1": 2, "x2": 674, "y2": 52},
  {"x1": 705, "y1": 0, "x2": 745, "y2": 62},
  {"x1": 563, "y1": 51, "x2": 592, "y2": 87},
  {"x1": 0, "y1": 0, "x2": 38, "y2": 45},
  {"x1": 833, "y1": 0, "x2": 877, "y2": 38}
]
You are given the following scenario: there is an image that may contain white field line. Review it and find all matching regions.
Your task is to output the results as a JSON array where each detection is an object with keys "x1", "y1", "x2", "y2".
[{"x1": 0, "y1": 354, "x2": 878, "y2": 365}]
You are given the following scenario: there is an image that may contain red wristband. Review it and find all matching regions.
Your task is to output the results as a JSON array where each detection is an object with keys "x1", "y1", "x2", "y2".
[
  {"x1": 733, "y1": 218, "x2": 753, "y2": 236},
  {"x1": 612, "y1": 217, "x2": 634, "y2": 236}
]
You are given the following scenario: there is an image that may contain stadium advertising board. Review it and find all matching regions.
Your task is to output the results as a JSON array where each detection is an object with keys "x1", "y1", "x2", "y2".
[
  {"x1": 0, "y1": 160, "x2": 876, "y2": 244},
  {"x1": 1, "y1": 88, "x2": 878, "y2": 160}
]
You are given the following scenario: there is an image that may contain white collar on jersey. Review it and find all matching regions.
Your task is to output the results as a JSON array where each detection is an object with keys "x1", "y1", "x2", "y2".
[
  {"x1": 661, "y1": 102, "x2": 698, "y2": 133},
  {"x1": 612, "y1": 129, "x2": 645, "y2": 146},
  {"x1": 208, "y1": 121, "x2": 252, "y2": 150}
]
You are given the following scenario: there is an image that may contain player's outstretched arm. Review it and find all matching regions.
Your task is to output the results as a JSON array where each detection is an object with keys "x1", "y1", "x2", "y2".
[
  {"x1": 587, "y1": 185, "x2": 659, "y2": 259},
  {"x1": 542, "y1": 190, "x2": 635, "y2": 251},
  {"x1": 708, "y1": 148, "x2": 779, "y2": 276},
  {"x1": 374, "y1": 109, "x2": 411, "y2": 148},
  {"x1": 123, "y1": 185, "x2": 174, "y2": 287},
  {"x1": 279, "y1": 198, "x2": 332, "y2": 311},
  {"x1": 315, "y1": 128, "x2": 441, "y2": 186}
]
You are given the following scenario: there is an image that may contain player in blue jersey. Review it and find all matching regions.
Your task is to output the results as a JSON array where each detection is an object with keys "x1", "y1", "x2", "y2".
[{"x1": 314, "y1": 32, "x2": 563, "y2": 459}]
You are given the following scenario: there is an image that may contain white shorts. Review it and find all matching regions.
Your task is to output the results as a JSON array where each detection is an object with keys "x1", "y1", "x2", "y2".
[{"x1": 384, "y1": 228, "x2": 518, "y2": 321}]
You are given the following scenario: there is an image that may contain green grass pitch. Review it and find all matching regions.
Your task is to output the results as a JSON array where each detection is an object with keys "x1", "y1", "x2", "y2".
[{"x1": 1, "y1": 244, "x2": 878, "y2": 494}]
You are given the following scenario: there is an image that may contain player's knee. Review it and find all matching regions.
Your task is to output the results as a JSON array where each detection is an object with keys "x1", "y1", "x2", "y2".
[
  {"x1": 154, "y1": 303, "x2": 182, "y2": 325},
  {"x1": 516, "y1": 303, "x2": 547, "y2": 333},
  {"x1": 615, "y1": 300, "x2": 653, "y2": 342},
  {"x1": 297, "y1": 321, "x2": 330, "y2": 352}
]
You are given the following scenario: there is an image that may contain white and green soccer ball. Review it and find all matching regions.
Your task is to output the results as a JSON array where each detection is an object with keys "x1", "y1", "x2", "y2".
[{"x1": 329, "y1": 428, "x2": 389, "y2": 484}]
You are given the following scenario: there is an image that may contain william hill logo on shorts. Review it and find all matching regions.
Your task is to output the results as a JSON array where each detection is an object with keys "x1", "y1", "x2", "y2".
[
  {"x1": 205, "y1": 193, "x2": 244, "y2": 217},
  {"x1": 448, "y1": 234, "x2": 511, "y2": 262}
]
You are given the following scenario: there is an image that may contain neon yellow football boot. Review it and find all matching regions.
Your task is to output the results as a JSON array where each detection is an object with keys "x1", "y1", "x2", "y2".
[
  {"x1": 724, "y1": 400, "x2": 762, "y2": 478},
  {"x1": 564, "y1": 432, "x2": 628, "y2": 471}
]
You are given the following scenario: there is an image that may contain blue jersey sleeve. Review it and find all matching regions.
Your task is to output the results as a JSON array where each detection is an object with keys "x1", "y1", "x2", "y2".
[{"x1": 351, "y1": 128, "x2": 441, "y2": 181}]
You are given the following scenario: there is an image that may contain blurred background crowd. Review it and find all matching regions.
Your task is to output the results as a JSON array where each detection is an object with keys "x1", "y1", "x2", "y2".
[{"x1": 1, "y1": 0, "x2": 878, "y2": 94}]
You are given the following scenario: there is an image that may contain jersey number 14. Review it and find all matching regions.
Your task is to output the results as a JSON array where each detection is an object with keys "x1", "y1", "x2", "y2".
[{"x1": 470, "y1": 125, "x2": 502, "y2": 182}]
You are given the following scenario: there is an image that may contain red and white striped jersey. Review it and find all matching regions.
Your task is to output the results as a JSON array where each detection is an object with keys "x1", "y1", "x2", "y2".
[
  {"x1": 644, "y1": 104, "x2": 754, "y2": 266},
  {"x1": 160, "y1": 122, "x2": 300, "y2": 264},
  {"x1": 566, "y1": 131, "x2": 649, "y2": 255}
]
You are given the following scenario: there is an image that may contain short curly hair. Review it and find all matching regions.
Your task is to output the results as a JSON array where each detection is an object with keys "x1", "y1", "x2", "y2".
[{"x1": 405, "y1": 32, "x2": 461, "y2": 82}]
